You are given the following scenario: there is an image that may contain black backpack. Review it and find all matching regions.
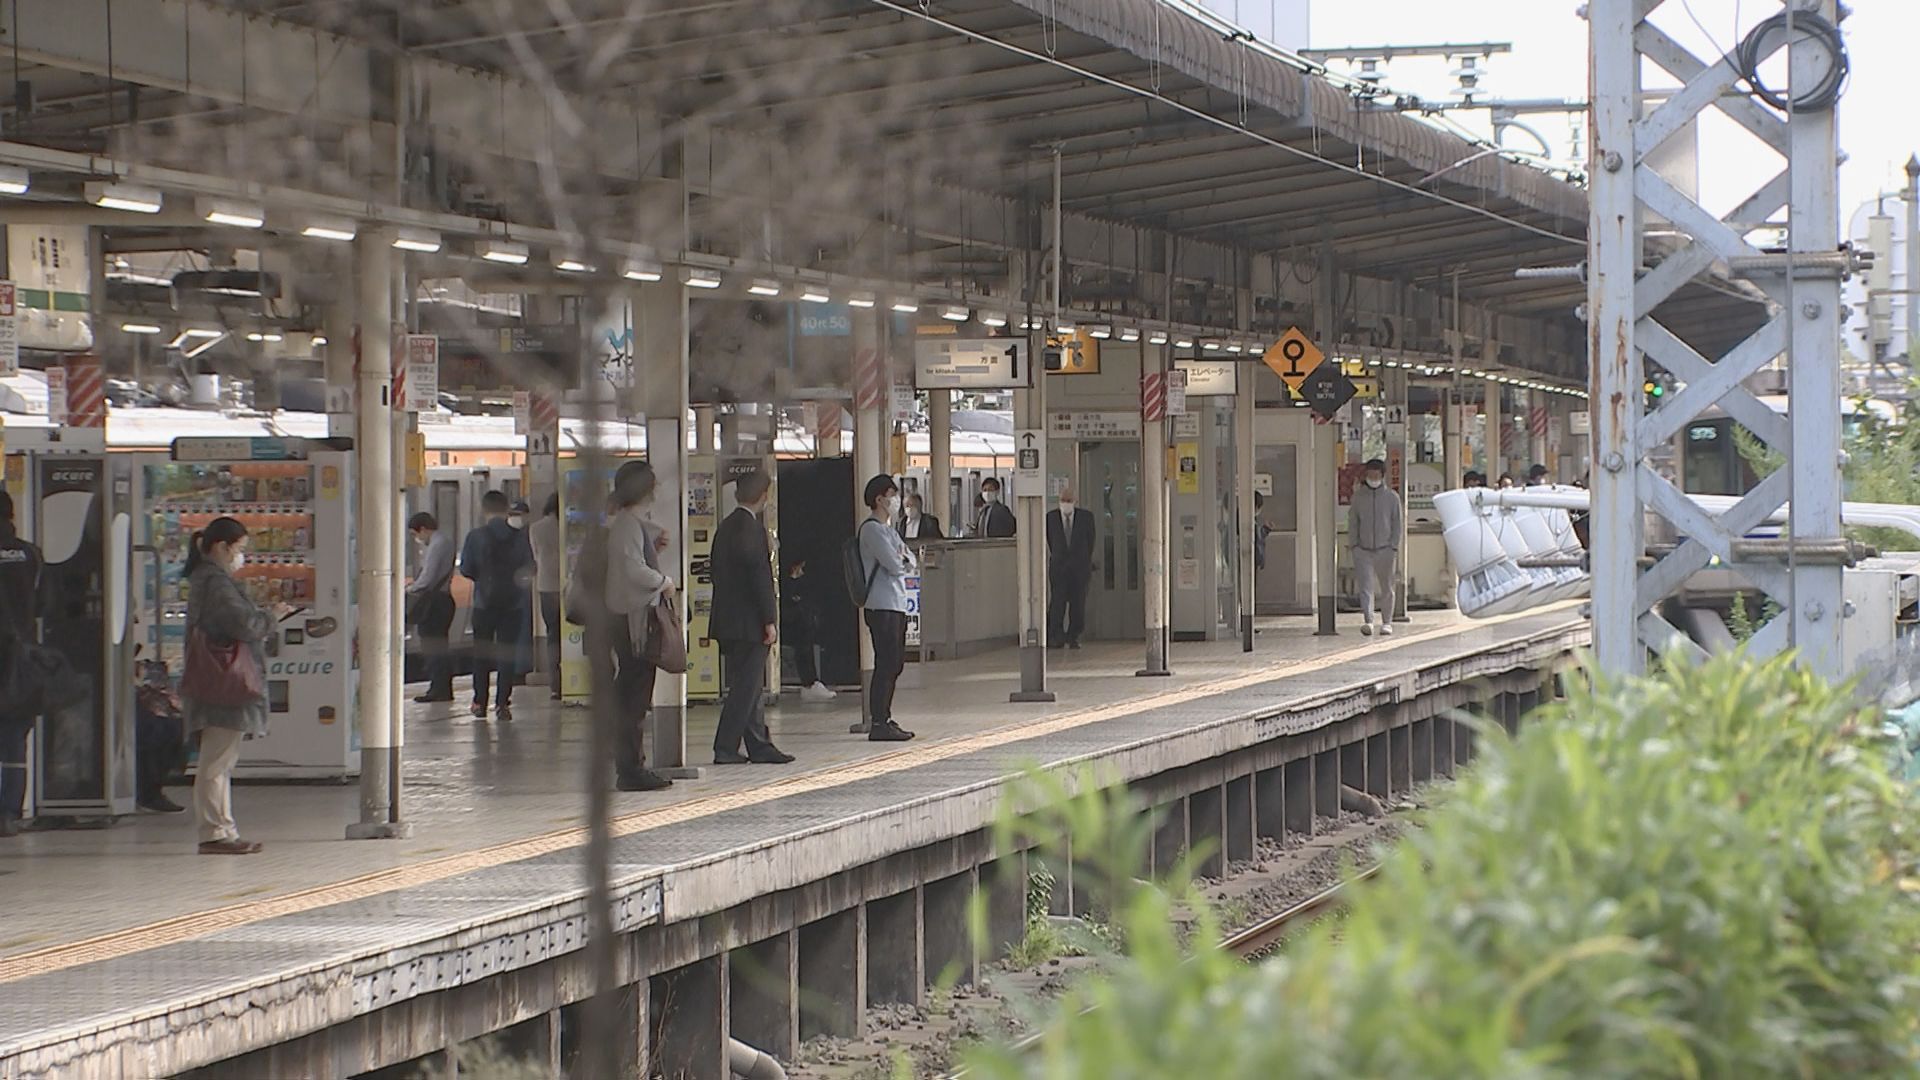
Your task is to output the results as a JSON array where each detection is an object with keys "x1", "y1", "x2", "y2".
[{"x1": 840, "y1": 520, "x2": 882, "y2": 607}]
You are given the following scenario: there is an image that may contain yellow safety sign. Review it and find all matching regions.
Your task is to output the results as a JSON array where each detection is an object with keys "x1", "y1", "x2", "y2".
[
  {"x1": 1352, "y1": 376, "x2": 1380, "y2": 400},
  {"x1": 404, "y1": 431, "x2": 428, "y2": 488},
  {"x1": 1263, "y1": 327, "x2": 1325, "y2": 392}
]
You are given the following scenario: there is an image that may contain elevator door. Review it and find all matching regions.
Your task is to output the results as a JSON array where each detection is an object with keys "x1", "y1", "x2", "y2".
[
  {"x1": 1079, "y1": 441, "x2": 1143, "y2": 640},
  {"x1": 1256, "y1": 444, "x2": 1301, "y2": 612}
]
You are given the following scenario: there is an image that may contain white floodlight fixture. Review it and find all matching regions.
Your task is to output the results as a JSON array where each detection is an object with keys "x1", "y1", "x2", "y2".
[
  {"x1": 748, "y1": 278, "x2": 783, "y2": 297},
  {"x1": 85, "y1": 181, "x2": 163, "y2": 214},
  {"x1": 312, "y1": 335, "x2": 329, "y2": 346},
  {"x1": 621, "y1": 258, "x2": 663, "y2": 282},
  {"x1": 799, "y1": 285, "x2": 832, "y2": 304},
  {"x1": 120, "y1": 322, "x2": 162, "y2": 335},
  {"x1": 198, "y1": 198, "x2": 266, "y2": 229},
  {"x1": 1226, "y1": 341, "x2": 1244, "y2": 354},
  {"x1": 1174, "y1": 336, "x2": 1195, "y2": 349},
  {"x1": 979, "y1": 311, "x2": 1009, "y2": 327},
  {"x1": 1148, "y1": 330, "x2": 1169, "y2": 345},
  {"x1": 554, "y1": 256, "x2": 595, "y2": 273},
  {"x1": 392, "y1": 227, "x2": 442, "y2": 253},
  {"x1": 847, "y1": 291, "x2": 877, "y2": 309},
  {"x1": 1119, "y1": 327, "x2": 1141, "y2": 342},
  {"x1": 0, "y1": 165, "x2": 29, "y2": 195},
  {"x1": 683, "y1": 268, "x2": 723, "y2": 289},
  {"x1": 890, "y1": 297, "x2": 921, "y2": 314},
  {"x1": 1201, "y1": 339, "x2": 1223, "y2": 351},
  {"x1": 1087, "y1": 324, "x2": 1113, "y2": 340},
  {"x1": 301, "y1": 216, "x2": 358, "y2": 242},
  {"x1": 940, "y1": 305, "x2": 971, "y2": 322},
  {"x1": 182, "y1": 328, "x2": 224, "y2": 339},
  {"x1": 244, "y1": 332, "x2": 284, "y2": 342},
  {"x1": 479, "y1": 238, "x2": 529, "y2": 265},
  {"x1": 1054, "y1": 318, "x2": 1076, "y2": 333}
]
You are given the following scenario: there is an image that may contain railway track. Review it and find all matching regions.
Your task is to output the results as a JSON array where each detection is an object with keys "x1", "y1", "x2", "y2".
[{"x1": 944, "y1": 862, "x2": 1380, "y2": 1078}]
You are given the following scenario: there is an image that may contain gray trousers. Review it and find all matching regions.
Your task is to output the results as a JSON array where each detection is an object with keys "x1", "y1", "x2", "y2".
[{"x1": 1353, "y1": 547, "x2": 1399, "y2": 625}]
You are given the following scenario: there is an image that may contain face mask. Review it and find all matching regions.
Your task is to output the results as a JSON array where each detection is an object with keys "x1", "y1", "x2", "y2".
[
  {"x1": 508, "y1": 516, "x2": 526, "y2": 530},
  {"x1": 1059, "y1": 501, "x2": 1075, "y2": 513},
  {"x1": 880, "y1": 497, "x2": 898, "y2": 518},
  {"x1": 1365, "y1": 478, "x2": 1383, "y2": 489},
  {"x1": 906, "y1": 505, "x2": 920, "y2": 519},
  {"x1": 983, "y1": 490, "x2": 1000, "y2": 503},
  {"x1": 228, "y1": 549, "x2": 246, "y2": 573}
]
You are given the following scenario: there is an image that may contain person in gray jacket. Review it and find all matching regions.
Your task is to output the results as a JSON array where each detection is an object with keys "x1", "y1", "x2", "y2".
[
  {"x1": 182, "y1": 517, "x2": 291, "y2": 854},
  {"x1": 1349, "y1": 458, "x2": 1403, "y2": 638}
]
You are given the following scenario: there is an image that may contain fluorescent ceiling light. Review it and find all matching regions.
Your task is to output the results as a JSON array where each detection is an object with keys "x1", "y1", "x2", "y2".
[
  {"x1": 940, "y1": 305, "x2": 970, "y2": 322},
  {"x1": 301, "y1": 216, "x2": 357, "y2": 242},
  {"x1": 748, "y1": 278, "x2": 783, "y2": 297},
  {"x1": 182, "y1": 328, "x2": 224, "y2": 339},
  {"x1": 622, "y1": 259, "x2": 663, "y2": 282},
  {"x1": 979, "y1": 311, "x2": 1009, "y2": 328},
  {"x1": 85, "y1": 180, "x2": 163, "y2": 214},
  {"x1": 1201, "y1": 340, "x2": 1222, "y2": 351},
  {"x1": 799, "y1": 286, "x2": 831, "y2": 303},
  {"x1": 0, "y1": 166, "x2": 29, "y2": 195},
  {"x1": 120, "y1": 322, "x2": 162, "y2": 335},
  {"x1": 1119, "y1": 327, "x2": 1141, "y2": 342},
  {"x1": 1054, "y1": 319, "x2": 1075, "y2": 333},
  {"x1": 683, "y1": 269, "x2": 723, "y2": 289},
  {"x1": 890, "y1": 298, "x2": 921, "y2": 313},
  {"x1": 1226, "y1": 342, "x2": 1243, "y2": 354},
  {"x1": 244, "y1": 332, "x2": 284, "y2": 342},
  {"x1": 1087, "y1": 324, "x2": 1112, "y2": 340},
  {"x1": 199, "y1": 198, "x2": 265, "y2": 229},
  {"x1": 312, "y1": 335, "x2": 328, "y2": 346},
  {"x1": 1148, "y1": 331, "x2": 1169, "y2": 345},
  {"x1": 1174, "y1": 337, "x2": 1195, "y2": 348},
  {"x1": 479, "y1": 238, "x2": 529, "y2": 265},
  {"x1": 392, "y1": 227, "x2": 442, "y2": 253},
  {"x1": 555, "y1": 257, "x2": 595, "y2": 273},
  {"x1": 847, "y1": 291, "x2": 877, "y2": 309}
]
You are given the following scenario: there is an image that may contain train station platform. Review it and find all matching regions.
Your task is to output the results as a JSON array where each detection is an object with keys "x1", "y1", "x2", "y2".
[{"x1": 0, "y1": 607, "x2": 1589, "y2": 1079}]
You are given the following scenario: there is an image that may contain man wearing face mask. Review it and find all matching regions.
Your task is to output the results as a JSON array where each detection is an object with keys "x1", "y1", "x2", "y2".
[
  {"x1": 405, "y1": 512, "x2": 457, "y2": 703},
  {"x1": 897, "y1": 492, "x2": 944, "y2": 545},
  {"x1": 459, "y1": 490, "x2": 533, "y2": 720},
  {"x1": 974, "y1": 477, "x2": 1016, "y2": 538},
  {"x1": 1349, "y1": 458, "x2": 1403, "y2": 638},
  {"x1": 1045, "y1": 486, "x2": 1095, "y2": 650},
  {"x1": 708, "y1": 471, "x2": 794, "y2": 765}
]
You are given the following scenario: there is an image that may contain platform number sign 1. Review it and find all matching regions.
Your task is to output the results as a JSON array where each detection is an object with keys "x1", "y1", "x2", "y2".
[{"x1": 1263, "y1": 326, "x2": 1325, "y2": 392}]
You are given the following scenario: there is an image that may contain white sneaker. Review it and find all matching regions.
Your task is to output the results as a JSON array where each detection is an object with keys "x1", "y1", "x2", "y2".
[
  {"x1": 1360, "y1": 622, "x2": 1374, "y2": 637},
  {"x1": 800, "y1": 681, "x2": 837, "y2": 703},
  {"x1": 1380, "y1": 623, "x2": 1395, "y2": 637}
]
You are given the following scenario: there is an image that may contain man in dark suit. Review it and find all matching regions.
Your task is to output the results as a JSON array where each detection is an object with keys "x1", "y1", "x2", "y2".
[
  {"x1": 898, "y1": 492, "x2": 944, "y2": 546},
  {"x1": 708, "y1": 470, "x2": 794, "y2": 765},
  {"x1": 1046, "y1": 485, "x2": 1096, "y2": 649},
  {"x1": 974, "y1": 477, "x2": 1016, "y2": 538}
]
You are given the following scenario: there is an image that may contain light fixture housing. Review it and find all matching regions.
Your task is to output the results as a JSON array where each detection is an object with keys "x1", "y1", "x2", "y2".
[
  {"x1": 1148, "y1": 331, "x2": 1169, "y2": 345},
  {"x1": 85, "y1": 180, "x2": 163, "y2": 214},
  {"x1": 621, "y1": 259, "x2": 663, "y2": 282},
  {"x1": 1174, "y1": 336, "x2": 1195, "y2": 349},
  {"x1": 120, "y1": 322, "x2": 162, "y2": 335},
  {"x1": 799, "y1": 286, "x2": 831, "y2": 303},
  {"x1": 1087, "y1": 324, "x2": 1113, "y2": 340},
  {"x1": 979, "y1": 311, "x2": 1009, "y2": 328},
  {"x1": 555, "y1": 256, "x2": 595, "y2": 274},
  {"x1": 890, "y1": 297, "x2": 921, "y2": 314},
  {"x1": 847, "y1": 291, "x2": 877, "y2": 309},
  {"x1": 683, "y1": 268, "x2": 723, "y2": 289},
  {"x1": 1054, "y1": 319, "x2": 1076, "y2": 333},
  {"x1": 748, "y1": 278, "x2": 783, "y2": 297},
  {"x1": 1119, "y1": 327, "x2": 1141, "y2": 342},
  {"x1": 479, "y1": 238, "x2": 529, "y2": 265},
  {"x1": 940, "y1": 305, "x2": 970, "y2": 322},
  {"x1": 392, "y1": 227, "x2": 442, "y2": 253},
  {"x1": 0, "y1": 166, "x2": 29, "y2": 195},
  {"x1": 182, "y1": 328, "x2": 224, "y2": 339},
  {"x1": 312, "y1": 335, "x2": 329, "y2": 346},
  {"x1": 244, "y1": 332, "x2": 284, "y2": 342},
  {"x1": 1226, "y1": 342, "x2": 1243, "y2": 354},
  {"x1": 1201, "y1": 339, "x2": 1223, "y2": 351},
  {"x1": 199, "y1": 198, "x2": 266, "y2": 229},
  {"x1": 300, "y1": 216, "x2": 357, "y2": 242}
]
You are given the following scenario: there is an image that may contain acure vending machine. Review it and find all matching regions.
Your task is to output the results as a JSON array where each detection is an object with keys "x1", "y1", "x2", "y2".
[{"x1": 139, "y1": 437, "x2": 359, "y2": 779}]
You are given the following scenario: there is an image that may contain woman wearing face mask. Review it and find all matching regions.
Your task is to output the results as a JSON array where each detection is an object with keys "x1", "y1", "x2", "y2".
[
  {"x1": 858, "y1": 475, "x2": 917, "y2": 742},
  {"x1": 182, "y1": 517, "x2": 291, "y2": 854}
]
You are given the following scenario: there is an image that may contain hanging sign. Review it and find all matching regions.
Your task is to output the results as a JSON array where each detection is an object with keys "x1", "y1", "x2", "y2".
[
  {"x1": 1013, "y1": 429, "x2": 1045, "y2": 488},
  {"x1": 402, "y1": 334, "x2": 440, "y2": 413},
  {"x1": 915, "y1": 339, "x2": 1023, "y2": 388},
  {"x1": 44, "y1": 364, "x2": 66, "y2": 424},
  {"x1": 512, "y1": 390, "x2": 532, "y2": 435},
  {"x1": 1165, "y1": 369, "x2": 1189, "y2": 417},
  {"x1": 1299, "y1": 364, "x2": 1358, "y2": 421},
  {"x1": 1172, "y1": 357, "x2": 1237, "y2": 397},
  {"x1": 1569, "y1": 410, "x2": 1591, "y2": 436},
  {"x1": 1047, "y1": 412, "x2": 1142, "y2": 439},
  {"x1": 0, "y1": 282, "x2": 17, "y2": 376},
  {"x1": 1263, "y1": 327, "x2": 1325, "y2": 392}
]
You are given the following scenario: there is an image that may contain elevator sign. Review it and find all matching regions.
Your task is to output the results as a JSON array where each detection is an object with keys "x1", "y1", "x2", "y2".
[{"x1": 1263, "y1": 327, "x2": 1324, "y2": 392}]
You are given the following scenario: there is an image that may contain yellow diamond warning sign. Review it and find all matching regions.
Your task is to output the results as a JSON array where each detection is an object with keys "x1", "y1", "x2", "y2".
[{"x1": 1264, "y1": 327, "x2": 1325, "y2": 392}]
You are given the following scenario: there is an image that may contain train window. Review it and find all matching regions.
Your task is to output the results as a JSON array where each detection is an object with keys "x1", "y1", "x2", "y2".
[{"x1": 1682, "y1": 421, "x2": 1738, "y2": 496}]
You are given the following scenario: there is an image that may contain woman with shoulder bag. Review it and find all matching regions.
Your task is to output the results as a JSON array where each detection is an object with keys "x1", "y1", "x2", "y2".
[{"x1": 182, "y1": 517, "x2": 291, "y2": 855}]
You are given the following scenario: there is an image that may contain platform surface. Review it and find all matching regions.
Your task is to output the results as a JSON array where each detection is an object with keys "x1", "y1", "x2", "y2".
[{"x1": 0, "y1": 607, "x2": 1587, "y2": 1071}]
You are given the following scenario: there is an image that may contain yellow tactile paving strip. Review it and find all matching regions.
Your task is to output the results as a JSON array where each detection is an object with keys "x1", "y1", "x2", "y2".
[{"x1": 0, "y1": 608, "x2": 1578, "y2": 985}]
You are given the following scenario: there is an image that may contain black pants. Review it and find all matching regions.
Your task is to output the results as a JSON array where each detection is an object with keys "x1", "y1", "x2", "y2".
[
  {"x1": 783, "y1": 612, "x2": 820, "y2": 686},
  {"x1": 539, "y1": 590, "x2": 563, "y2": 689},
  {"x1": 469, "y1": 603, "x2": 525, "y2": 709},
  {"x1": 864, "y1": 608, "x2": 907, "y2": 726},
  {"x1": 1048, "y1": 570, "x2": 1089, "y2": 645},
  {"x1": 610, "y1": 617, "x2": 659, "y2": 780},
  {"x1": 716, "y1": 639, "x2": 775, "y2": 757},
  {"x1": 136, "y1": 709, "x2": 184, "y2": 803},
  {"x1": 0, "y1": 714, "x2": 28, "y2": 819},
  {"x1": 415, "y1": 591, "x2": 455, "y2": 697}
]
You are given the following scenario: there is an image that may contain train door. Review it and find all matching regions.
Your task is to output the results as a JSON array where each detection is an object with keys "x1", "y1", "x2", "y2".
[{"x1": 1078, "y1": 440, "x2": 1144, "y2": 639}]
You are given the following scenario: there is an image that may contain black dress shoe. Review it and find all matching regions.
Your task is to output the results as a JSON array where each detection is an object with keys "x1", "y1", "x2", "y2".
[
  {"x1": 139, "y1": 795, "x2": 187, "y2": 814},
  {"x1": 713, "y1": 750, "x2": 751, "y2": 765},
  {"x1": 748, "y1": 748, "x2": 797, "y2": 764},
  {"x1": 616, "y1": 769, "x2": 674, "y2": 792},
  {"x1": 1068, "y1": 640, "x2": 1082, "y2": 650},
  {"x1": 1048, "y1": 640, "x2": 1065, "y2": 650},
  {"x1": 415, "y1": 693, "x2": 455, "y2": 704},
  {"x1": 869, "y1": 723, "x2": 915, "y2": 742}
]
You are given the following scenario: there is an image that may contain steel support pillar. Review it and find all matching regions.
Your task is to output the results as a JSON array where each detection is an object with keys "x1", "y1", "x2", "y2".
[
  {"x1": 1138, "y1": 246, "x2": 1174, "y2": 676},
  {"x1": 1313, "y1": 246, "x2": 1339, "y2": 636},
  {"x1": 637, "y1": 280, "x2": 700, "y2": 776},
  {"x1": 852, "y1": 308, "x2": 885, "y2": 731},
  {"x1": 928, "y1": 389, "x2": 952, "y2": 531}
]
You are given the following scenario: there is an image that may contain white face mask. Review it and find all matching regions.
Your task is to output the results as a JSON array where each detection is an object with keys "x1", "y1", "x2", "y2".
[
  {"x1": 983, "y1": 490, "x2": 1000, "y2": 504},
  {"x1": 1365, "y1": 477, "x2": 1383, "y2": 490},
  {"x1": 879, "y1": 497, "x2": 898, "y2": 518},
  {"x1": 1059, "y1": 501, "x2": 1075, "y2": 514},
  {"x1": 906, "y1": 504, "x2": 920, "y2": 519},
  {"x1": 228, "y1": 549, "x2": 246, "y2": 573},
  {"x1": 508, "y1": 516, "x2": 526, "y2": 530}
]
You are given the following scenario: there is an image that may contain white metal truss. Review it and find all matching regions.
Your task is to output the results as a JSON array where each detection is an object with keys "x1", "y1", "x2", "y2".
[{"x1": 1587, "y1": 0, "x2": 1848, "y2": 677}]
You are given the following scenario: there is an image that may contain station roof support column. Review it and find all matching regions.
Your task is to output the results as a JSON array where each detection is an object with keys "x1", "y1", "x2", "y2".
[
  {"x1": 851, "y1": 307, "x2": 884, "y2": 733},
  {"x1": 1138, "y1": 249, "x2": 1172, "y2": 677},
  {"x1": 347, "y1": 227, "x2": 409, "y2": 840},
  {"x1": 928, "y1": 391, "x2": 952, "y2": 540},
  {"x1": 637, "y1": 280, "x2": 699, "y2": 778},
  {"x1": 1235, "y1": 278, "x2": 1257, "y2": 654}
]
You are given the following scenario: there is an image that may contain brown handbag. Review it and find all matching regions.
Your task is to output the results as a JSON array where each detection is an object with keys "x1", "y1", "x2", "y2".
[
  {"x1": 643, "y1": 594, "x2": 689, "y2": 675},
  {"x1": 180, "y1": 626, "x2": 264, "y2": 707}
]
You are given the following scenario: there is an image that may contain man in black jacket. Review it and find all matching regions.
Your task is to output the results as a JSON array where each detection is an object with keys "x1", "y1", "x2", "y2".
[
  {"x1": 0, "y1": 491, "x2": 44, "y2": 837},
  {"x1": 1046, "y1": 486, "x2": 1096, "y2": 649},
  {"x1": 708, "y1": 471, "x2": 794, "y2": 765},
  {"x1": 974, "y1": 477, "x2": 1016, "y2": 538}
]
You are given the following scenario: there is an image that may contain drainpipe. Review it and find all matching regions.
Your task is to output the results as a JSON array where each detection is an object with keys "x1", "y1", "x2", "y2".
[{"x1": 729, "y1": 1039, "x2": 787, "y2": 1080}]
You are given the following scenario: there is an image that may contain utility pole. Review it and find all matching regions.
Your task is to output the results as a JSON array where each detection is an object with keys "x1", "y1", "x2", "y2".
[{"x1": 1586, "y1": 0, "x2": 1849, "y2": 678}]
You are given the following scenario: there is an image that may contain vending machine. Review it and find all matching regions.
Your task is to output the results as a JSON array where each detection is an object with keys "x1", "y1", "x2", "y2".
[{"x1": 140, "y1": 438, "x2": 359, "y2": 779}]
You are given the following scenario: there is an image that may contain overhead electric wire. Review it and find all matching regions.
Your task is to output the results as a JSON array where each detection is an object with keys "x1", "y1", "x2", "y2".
[{"x1": 863, "y1": 0, "x2": 1587, "y2": 250}]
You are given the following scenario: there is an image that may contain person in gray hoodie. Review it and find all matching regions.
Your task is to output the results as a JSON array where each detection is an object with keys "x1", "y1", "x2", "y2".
[{"x1": 1349, "y1": 458, "x2": 1403, "y2": 637}]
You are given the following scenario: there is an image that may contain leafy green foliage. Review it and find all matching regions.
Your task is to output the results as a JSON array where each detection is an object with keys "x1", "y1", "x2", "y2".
[{"x1": 965, "y1": 655, "x2": 1920, "y2": 1079}]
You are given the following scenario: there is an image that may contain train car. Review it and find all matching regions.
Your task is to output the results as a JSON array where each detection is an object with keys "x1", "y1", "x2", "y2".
[{"x1": 1682, "y1": 395, "x2": 1899, "y2": 497}]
